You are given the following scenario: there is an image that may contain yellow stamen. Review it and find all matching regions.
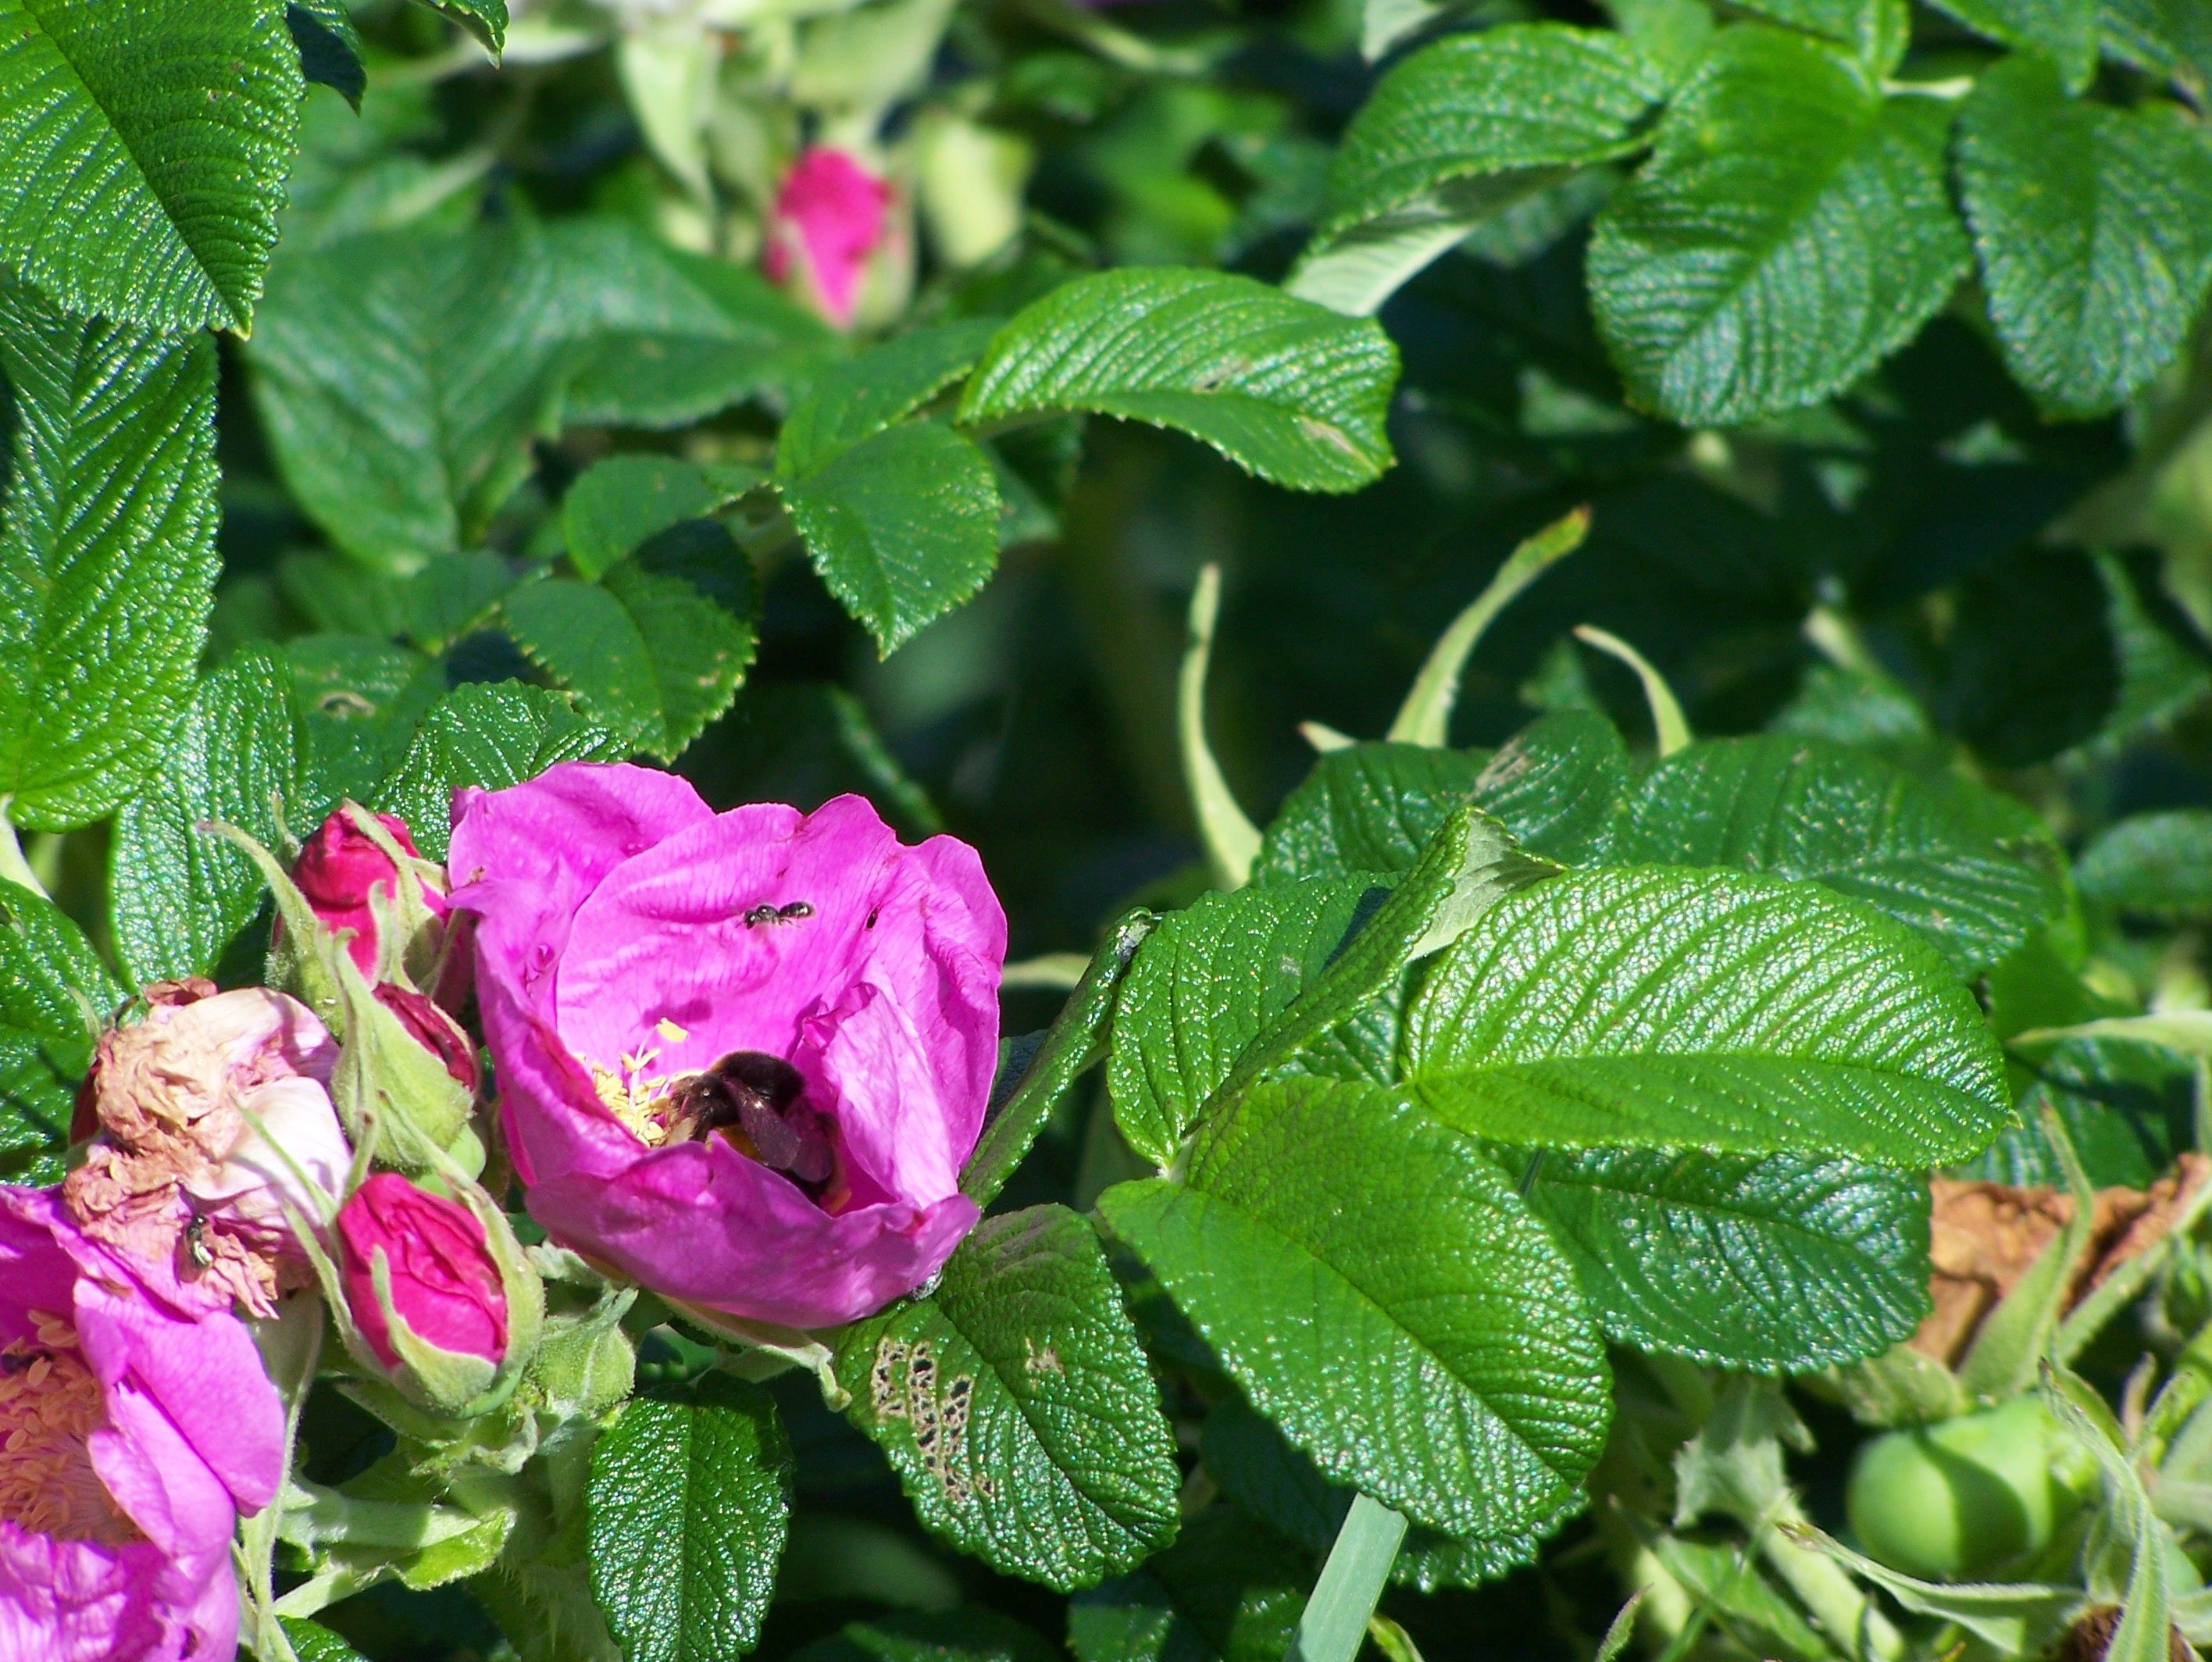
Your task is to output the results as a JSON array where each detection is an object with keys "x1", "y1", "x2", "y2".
[{"x1": 0, "y1": 1323, "x2": 141, "y2": 1544}]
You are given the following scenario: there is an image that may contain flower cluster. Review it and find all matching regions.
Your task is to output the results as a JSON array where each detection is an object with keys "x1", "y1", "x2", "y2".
[{"x1": 5, "y1": 767, "x2": 1004, "y2": 1660}]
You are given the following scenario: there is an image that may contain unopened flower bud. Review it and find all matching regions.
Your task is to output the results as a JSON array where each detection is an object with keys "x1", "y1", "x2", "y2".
[
  {"x1": 765, "y1": 148, "x2": 894, "y2": 327},
  {"x1": 330, "y1": 1173, "x2": 541, "y2": 1416},
  {"x1": 286, "y1": 805, "x2": 462, "y2": 1001},
  {"x1": 375, "y1": 984, "x2": 480, "y2": 1093}
]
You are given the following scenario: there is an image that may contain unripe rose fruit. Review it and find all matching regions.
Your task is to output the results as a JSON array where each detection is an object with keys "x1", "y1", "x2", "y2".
[{"x1": 1846, "y1": 1395, "x2": 2097, "y2": 1580}]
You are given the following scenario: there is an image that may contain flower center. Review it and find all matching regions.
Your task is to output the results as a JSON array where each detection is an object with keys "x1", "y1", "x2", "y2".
[
  {"x1": 0, "y1": 1314, "x2": 142, "y2": 1545},
  {"x1": 590, "y1": 1024, "x2": 837, "y2": 1199}
]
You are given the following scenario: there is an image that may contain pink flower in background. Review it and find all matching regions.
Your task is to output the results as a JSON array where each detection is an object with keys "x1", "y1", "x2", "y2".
[
  {"x1": 448, "y1": 763, "x2": 1005, "y2": 1329},
  {"x1": 765, "y1": 148, "x2": 894, "y2": 327},
  {"x1": 65, "y1": 981, "x2": 351, "y2": 1318},
  {"x1": 337, "y1": 1173, "x2": 508, "y2": 1369},
  {"x1": 0, "y1": 1186, "x2": 282, "y2": 1662},
  {"x1": 291, "y1": 808, "x2": 448, "y2": 978}
]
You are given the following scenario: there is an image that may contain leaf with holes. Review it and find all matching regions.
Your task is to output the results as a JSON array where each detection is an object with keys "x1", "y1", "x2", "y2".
[
  {"x1": 586, "y1": 1375, "x2": 792, "y2": 1662},
  {"x1": 0, "y1": 880, "x2": 118, "y2": 1184},
  {"x1": 372, "y1": 683, "x2": 629, "y2": 861},
  {"x1": 1290, "y1": 25, "x2": 1668, "y2": 316},
  {"x1": 1109, "y1": 877, "x2": 1376, "y2": 1165},
  {"x1": 780, "y1": 421, "x2": 1002, "y2": 654},
  {"x1": 833, "y1": 1204, "x2": 1182, "y2": 1592},
  {"x1": 109, "y1": 647, "x2": 318, "y2": 986},
  {"x1": 1100, "y1": 1078, "x2": 1611, "y2": 1539},
  {"x1": 1586, "y1": 27, "x2": 1968, "y2": 426},
  {"x1": 0, "y1": 0, "x2": 301, "y2": 332},
  {"x1": 1402, "y1": 866, "x2": 2010, "y2": 1162},
  {"x1": 1610, "y1": 735, "x2": 2063, "y2": 974},
  {"x1": 1957, "y1": 55, "x2": 2212, "y2": 418},
  {"x1": 958, "y1": 269, "x2": 1397, "y2": 493},
  {"x1": 0, "y1": 282, "x2": 219, "y2": 831},
  {"x1": 1494, "y1": 1147, "x2": 1930, "y2": 1370}
]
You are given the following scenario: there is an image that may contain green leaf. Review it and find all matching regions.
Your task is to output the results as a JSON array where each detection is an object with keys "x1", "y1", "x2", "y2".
[
  {"x1": 0, "y1": 285, "x2": 219, "y2": 830},
  {"x1": 776, "y1": 319, "x2": 1003, "y2": 479},
  {"x1": 1957, "y1": 55, "x2": 2212, "y2": 417},
  {"x1": 2078, "y1": 810, "x2": 2212, "y2": 921},
  {"x1": 965, "y1": 911, "x2": 1154, "y2": 1207},
  {"x1": 280, "y1": 1617, "x2": 373, "y2": 1662},
  {"x1": 1252, "y1": 745, "x2": 1485, "y2": 886},
  {"x1": 1199, "y1": 1399, "x2": 1570, "y2": 1592},
  {"x1": 1100, "y1": 1078, "x2": 1611, "y2": 1539},
  {"x1": 586, "y1": 1374, "x2": 793, "y2": 1662},
  {"x1": 833, "y1": 1205, "x2": 1182, "y2": 1592},
  {"x1": 1497, "y1": 1147, "x2": 1930, "y2": 1370},
  {"x1": 248, "y1": 224, "x2": 571, "y2": 569},
  {"x1": 372, "y1": 682, "x2": 629, "y2": 861},
  {"x1": 288, "y1": 0, "x2": 366, "y2": 109},
  {"x1": 563, "y1": 455, "x2": 756, "y2": 583},
  {"x1": 1726, "y1": 0, "x2": 1908, "y2": 67},
  {"x1": 287, "y1": 635, "x2": 446, "y2": 807},
  {"x1": 2100, "y1": 0, "x2": 2212, "y2": 93},
  {"x1": 408, "y1": 0, "x2": 505, "y2": 54},
  {"x1": 1586, "y1": 27, "x2": 1968, "y2": 426},
  {"x1": 1068, "y1": 1507, "x2": 1310, "y2": 1662},
  {"x1": 1931, "y1": 0, "x2": 2096, "y2": 88},
  {"x1": 1109, "y1": 878, "x2": 1376, "y2": 1167},
  {"x1": 1290, "y1": 26, "x2": 1668, "y2": 316},
  {"x1": 793, "y1": 1610, "x2": 1061, "y2": 1662},
  {"x1": 109, "y1": 646, "x2": 317, "y2": 986},
  {"x1": 1402, "y1": 866, "x2": 2011, "y2": 1162},
  {"x1": 545, "y1": 220, "x2": 838, "y2": 431},
  {"x1": 502, "y1": 532, "x2": 754, "y2": 761},
  {"x1": 1469, "y1": 709, "x2": 1634, "y2": 866},
  {"x1": 1286, "y1": 1495, "x2": 1406, "y2": 1662},
  {"x1": 958, "y1": 269, "x2": 1398, "y2": 494},
  {"x1": 0, "y1": 878, "x2": 117, "y2": 1182},
  {"x1": 780, "y1": 421, "x2": 1002, "y2": 654},
  {"x1": 401, "y1": 552, "x2": 519, "y2": 654},
  {"x1": 1609, "y1": 734, "x2": 2063, "y2": 974},
  {"x1": 0, "y1": 0, "x2": 302, "y2": 332}
]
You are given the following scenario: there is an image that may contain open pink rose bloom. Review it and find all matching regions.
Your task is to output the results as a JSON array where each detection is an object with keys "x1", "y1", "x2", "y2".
[
  {"x1": 449, "y1": 764, "x2": 1006, "y2": 1329},
  {"x1": 0, "y1": 1187, "x2": 281, "y2": 1661}
]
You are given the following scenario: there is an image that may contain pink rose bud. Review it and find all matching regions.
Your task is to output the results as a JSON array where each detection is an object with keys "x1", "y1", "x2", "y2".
[
  {"x1": 290, "y1": 806, "x2": 452, "y2": 980},
  {"x1": 337, "y1": 1172, "x2": 508, "y2": 1370},
  {"x1": 64, "y1": 982, "x2": 351, "y2": 1318},
  {"x1": 375, "y1": 984, "x2": 481, "y2": 1093},
  {"x1": 764, "y1": 147, "x2": 894, "y2": 327},
  {"x1": 448, "y1": 763, "x2": 1006, "y2": 1330},
  {"x1": 0, "y1": 1185, "x2": 282, "y2": 1662}
]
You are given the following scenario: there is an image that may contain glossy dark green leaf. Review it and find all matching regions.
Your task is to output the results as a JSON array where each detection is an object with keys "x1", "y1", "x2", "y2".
[
  {"x1": 1252, "y1": 746, "x2": 1484, "y2": 886},
  {"x1": 1067, "y1": 1507, "x2": 1310, "y2": 1662},
  {"x1": 0, "y1": 879, "x2": 118, "y2": 1183},
  {"x1": 777, "y1": 319, "x2": 1002, "y2": 478},
  {"x1": 1469, "y1": 709, "x2": 1634, "y2": 866}
]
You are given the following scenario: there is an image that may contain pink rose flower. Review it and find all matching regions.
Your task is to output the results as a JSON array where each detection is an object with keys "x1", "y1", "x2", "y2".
[
  {"x1": 291, "y1": 808, "x2": 448, "y2": 979},
  {"x1": 338, "y1": 1173, "x2": 507, "y2": 1368},
  {"x1": 0, "y1": 1186, "x2": 282, "y2": 1662},
  {"x1": 764, "y1": 147, "x2": 894, "y2": 327},
  {"x1": 373, "y1": 985, "x2": 481, "y2": 1093},
  {"x1": 448, "y1": 763, "x2": 1005, "y2": 1329},
  {"x1": 65, "y1": 983, "x2": 351, "y2": 1318}
]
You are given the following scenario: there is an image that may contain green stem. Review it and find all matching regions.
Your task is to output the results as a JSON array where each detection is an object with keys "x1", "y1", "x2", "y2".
[{"x1": 1286, "y1": 1493, "x2": 1409, "y2": 1662}]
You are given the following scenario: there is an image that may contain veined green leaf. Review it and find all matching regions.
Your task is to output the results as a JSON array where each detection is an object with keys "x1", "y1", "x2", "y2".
[
  {"x1": 1931, "y1": 0, "x2": 2097, "y2": 89},
  {"x1": 0, "y1": 878, "x2": 117, "y2": 1183},
  {"x1": 1957, "y1": 55, "x2": 2212, "y2": 417},
  {"x1": 1402, "y1": 866, "x2": 2010, "y2": 1162},
  {"x1": 1470, "y1": 709, "x2": 1633, "y2": 866},
  {"x1": 0, "y1": 283, "x2": 218, "y2": 829},
  {"x1": 1497, "y1": 1147, "x2": 1930, "y2": 1371},
  {"x1": 1610, "y1": 734, "x2": 2064, "y2": 975},
  {"x1": 1068, "y1": 1507, "x2": 1309, "y2": 1662},
  {"x1": 287, "y1": 635, "x2": 446, "y2": 808},
  {"x1": 2100, "y1": 0, "x2": 2212, "y2": 93},
  {"x1": 1726, "y1": 0, "x2": 1909, "y2": 68},
  {"x1": 2078, "y1": 810, "x2": 2212, "y2": 921},
  {"x1": 1109, "y1": 877, "x2": 1377, "y2": 1166},
  {"x1": 562, "y1": 455, "x2": 758, "y2": 583},
  {"x1": 409, "y1": 0, "x2": 507, "y2": 54},
  {"x1": 1586, "y1": 26, "x2": 1968, "y2": 426},
  {"x1": 288, "y1": 0, "x2": 366, "y2": 109},
  {"x1": 1290, "y1": 26, "x2": 1668, "y2": 316},
  {"x1": 1100, "y1": 1078, "x2": 1611, "y2": 1539},
  {"x1": 777, "y1": 319, "x2": 1002, "y2": 479},
  {"x1": 109, "y1": 646, "x2": 317, "y2": 986},
  {"x1": 958, "y1": 269, "x2": 1397, "y2": 493},
  {"x1": 0, "y1": 0, "x2": 302, "y2": 332},
  {"x1": 586, "y1": 1375, "x2": 792, "y2": 1662},
  {"x1": 1253, "y1": 746, "x2": 1485, "y2": 886},
  {"x1": 780, "y1": 421, "x2": 1002, "y2": 654},
  {"x1": 833, "y1": 1205, "x2": 1183, "y2": 1591}
]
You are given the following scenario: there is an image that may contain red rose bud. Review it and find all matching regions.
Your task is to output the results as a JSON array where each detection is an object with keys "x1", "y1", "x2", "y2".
[
  {"x1": 291, "y1": 807, "x2": 450, "y2": 981},
  {"x1": 338, "y1": 1173, "x2": 508, "y2": 1371},
  {"x1": 374, "y1": 984, "x2": 480, "y2": 1093}
]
